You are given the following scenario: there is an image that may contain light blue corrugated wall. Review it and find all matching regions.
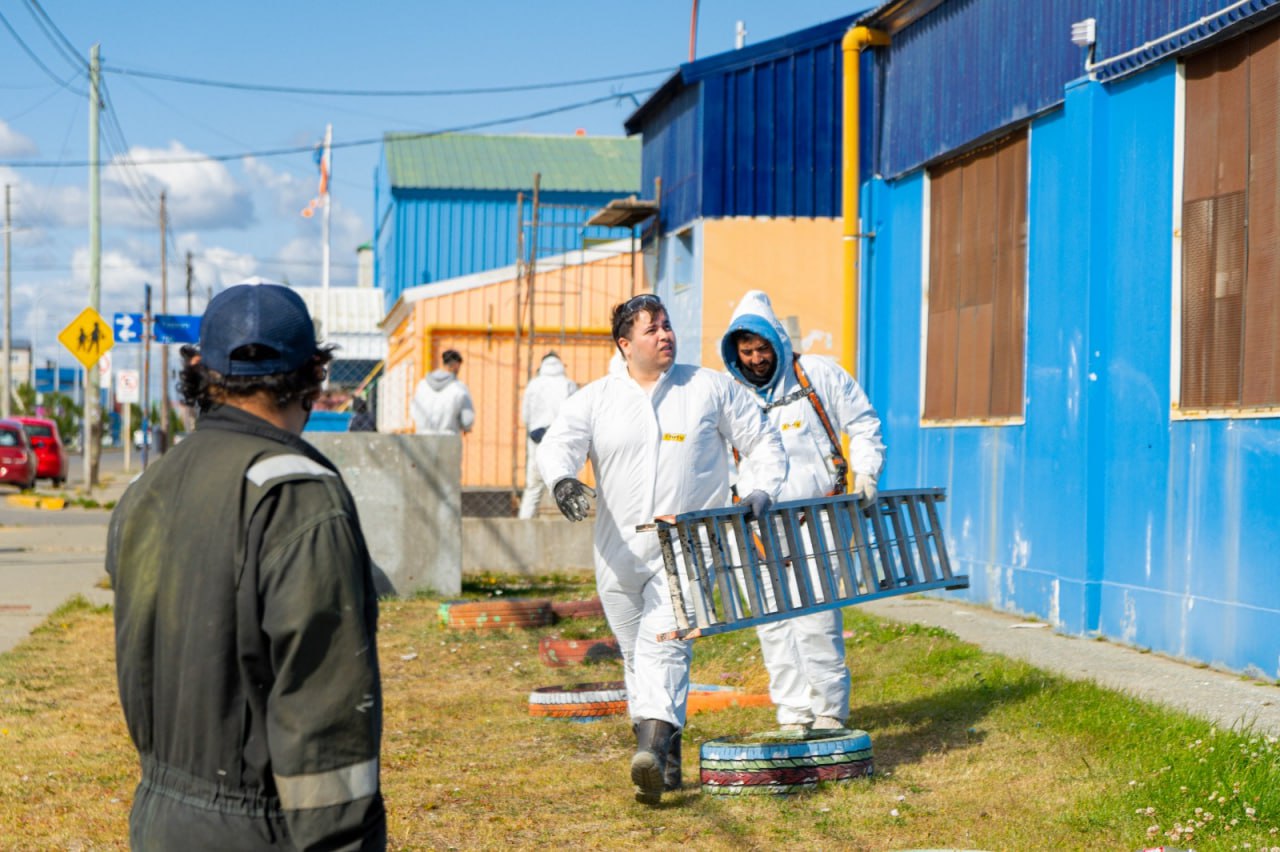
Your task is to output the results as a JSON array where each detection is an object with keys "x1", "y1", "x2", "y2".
[
  {"x1": 863, "y1": 59, "x2": 1280, "y2": 677},
  {"x1": 384, "y1": 189, "x2": 634, "y2": 302}
]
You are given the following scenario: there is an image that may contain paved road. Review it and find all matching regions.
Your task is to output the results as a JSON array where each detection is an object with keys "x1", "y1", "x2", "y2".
[{"x1": 0, "y1": 447, "x2": 131, "y2": 652}]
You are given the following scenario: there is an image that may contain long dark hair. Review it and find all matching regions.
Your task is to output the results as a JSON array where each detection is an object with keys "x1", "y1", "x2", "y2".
[{"x1": 178, "y1": 343, "x2": 335, "y2": 414}]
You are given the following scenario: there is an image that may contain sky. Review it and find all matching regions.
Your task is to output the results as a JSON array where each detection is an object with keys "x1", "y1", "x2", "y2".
[{"x1": 0, "y1": 0, "x2": 864, "y2": 372}]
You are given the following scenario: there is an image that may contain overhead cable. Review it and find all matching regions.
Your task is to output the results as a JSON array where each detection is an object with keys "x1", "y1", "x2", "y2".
[
  {"x1": 99, "y1": 64, "x2": 674, "y2": 97},
  {"x1": 0, "y1": 9, "x2": 86, "y2": 95},
  {"x1": 0, "y1": 88, "x2": 652, "y2": 168}
]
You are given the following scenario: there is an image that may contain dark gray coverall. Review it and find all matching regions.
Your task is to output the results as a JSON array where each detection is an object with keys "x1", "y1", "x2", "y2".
[{"x1": 107, "y1": 405, "x2": 385, "y2": 850}]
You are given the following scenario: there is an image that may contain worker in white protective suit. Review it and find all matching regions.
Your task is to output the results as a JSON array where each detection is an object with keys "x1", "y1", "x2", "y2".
[
  {"x1": 518, "y1": 352, "x2": 578, "y2": 518},
  {"x1": 538, "y1": 293, "x2": 786, "y2": 806},
  {"x1": 410, "y1": 349, "x2": 475, "y2": 435},
  {"x1": 720, "y1": 290, "x2": 885, "y2": 733}
]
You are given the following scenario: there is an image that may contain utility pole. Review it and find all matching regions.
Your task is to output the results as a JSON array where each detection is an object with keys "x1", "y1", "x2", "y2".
[
  {"x1": 185, "y1": 251, "x2": 193, "y2": 313},
  {"x1": 86, "y1": 43, "x2": 102, "y2": 491},
  {"x1": 3, "y1": 185, "x2": 11, "y2": 420},
  {"x1": 159, "y1": 191, "x2": 168, "y2": 454},
  {"x1": 320, "y1": 123, "x2": 332, "y2": 342}
]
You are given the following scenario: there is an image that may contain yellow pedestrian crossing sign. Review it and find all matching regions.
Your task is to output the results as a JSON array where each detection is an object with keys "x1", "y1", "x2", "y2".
[{"x1": 58, "y1": 306, "x2": 115, "y2": 369}]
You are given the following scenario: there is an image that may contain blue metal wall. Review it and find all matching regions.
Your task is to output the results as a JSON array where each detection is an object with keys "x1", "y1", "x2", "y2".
[
  {"x1": 869, "y1": 0, "x2": 1280, "y2": 178},
  {"x1": 377, "y1": 188, "x2": 632, "y2": 304},
  {"x1": 631, "y1": 15, "x2": 855, "y2": 231},
  {"x1": 638, "y1": 84, "x2": 701, "y2": 233},
  {"x1": 863, "y1": 57, "x2": 1280, "y2": 677}
]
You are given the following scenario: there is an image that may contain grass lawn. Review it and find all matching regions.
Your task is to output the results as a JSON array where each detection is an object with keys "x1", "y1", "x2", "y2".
[{"x1": 1, "y1": 573, "x2": 1279, "y2": 850}]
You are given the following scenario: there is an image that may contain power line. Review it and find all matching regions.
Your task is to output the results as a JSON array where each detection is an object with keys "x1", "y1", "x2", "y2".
[
  {"x1": 0, "y1": 8, "x2": 86, "y2": 95},
  {"x1": 21, "y1": 0, "x2": 86, "y2": 74},
  {"x1": 100, "y1": 64, "x2": 673, "y2": 97},
  {"x1": 0, "y1": 88, "x2": 652, "y2": 168}
]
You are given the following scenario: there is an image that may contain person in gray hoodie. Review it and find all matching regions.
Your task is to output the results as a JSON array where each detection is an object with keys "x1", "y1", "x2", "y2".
[
  {"x1": 410, "y1": 349, "x2": 475, "y2": 435},
  {"x1": 721, "y1": 290, "x2": 885, "y2": 732}
]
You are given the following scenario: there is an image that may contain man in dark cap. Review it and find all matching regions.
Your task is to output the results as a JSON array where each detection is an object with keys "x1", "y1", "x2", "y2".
[{"x1": 107, "y1": 282, "x2": 386, "y2": 850}]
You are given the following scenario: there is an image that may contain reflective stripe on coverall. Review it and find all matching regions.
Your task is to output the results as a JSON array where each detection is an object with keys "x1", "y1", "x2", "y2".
[
  {"x1": 537, "y1": 357, "x2": 786, "y2": 727},
  {"x1": 721, "y1": 290, "x2": 886, "y2": 726}
]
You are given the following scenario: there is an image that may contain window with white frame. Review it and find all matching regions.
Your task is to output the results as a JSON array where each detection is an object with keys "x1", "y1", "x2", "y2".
[{"x1": 923, "y1": 129, "x2": 1028, "y2": 421}]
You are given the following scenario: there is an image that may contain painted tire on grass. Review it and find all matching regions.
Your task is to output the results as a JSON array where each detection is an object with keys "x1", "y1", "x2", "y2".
[
  {"x1": 438, "y1": 598, "x2": 554, "y2": 630},
  {"x1": 529, "y1": 680, "x2": 628, "y2": 721},
  {"x1": 700, "y1": 729, "x2": 873, "y2": 795},
  {"x1": 686, "y1": 683, "x2": 772, "y2": 714},
  {"x1": 538, "y1": 635, "x2": 622, "y2": 667},
  {"x1": 550, "y1": 597, "x2": 606, "y2": 620}
]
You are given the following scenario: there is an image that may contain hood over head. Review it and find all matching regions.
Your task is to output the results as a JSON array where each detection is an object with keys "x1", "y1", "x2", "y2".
[
  {"x1": 720, "y1": 290, "x2": 793, "y2": 396},
  {"x1": 537, "y1": 353, "x2": 566, "y2": 378},
  {"x1": 426, "y1": 368, "x2": 456, "y2": 391}
]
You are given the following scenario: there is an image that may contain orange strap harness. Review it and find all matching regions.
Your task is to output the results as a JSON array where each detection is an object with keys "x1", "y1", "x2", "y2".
[{"x1": 733, "y1": 355, "x2": 849, "y2": 498}]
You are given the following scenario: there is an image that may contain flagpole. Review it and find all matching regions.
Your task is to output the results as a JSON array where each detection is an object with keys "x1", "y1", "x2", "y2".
[{"x1": 321, "y1": 123, "x2": 332, "y2": 341}]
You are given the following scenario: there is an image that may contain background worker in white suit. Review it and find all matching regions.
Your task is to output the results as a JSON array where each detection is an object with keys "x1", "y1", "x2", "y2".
[
  {"x1": 720, "y1": 290, "x2": 885, "y2": 732},
  {"x1": 537, "y1": 293, "x2": 786, "y2": 806},
  {"x1": 518, "y1": 352, "x2": 577, "y2": 518}
]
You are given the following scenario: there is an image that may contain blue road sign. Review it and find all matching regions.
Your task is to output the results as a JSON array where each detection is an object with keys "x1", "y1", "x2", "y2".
[
  {"x1": 153, "y1": 314, "x2": 201, "y2": 344},
  {"x1": 114, "y1": 312, "x2": 144, "y2": 344}
]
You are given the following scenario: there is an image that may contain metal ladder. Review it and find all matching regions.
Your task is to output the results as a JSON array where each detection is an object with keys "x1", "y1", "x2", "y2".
[{"x1": 642, "y1": 488, "x2": 967, "y2": 641}]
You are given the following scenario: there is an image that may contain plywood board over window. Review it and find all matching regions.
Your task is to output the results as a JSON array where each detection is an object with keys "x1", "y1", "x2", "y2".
[
  {"x1": 1181, "y1": 18, "x2": 1280, "y2": 411},
  {"x1": 924, "y1": 130, "x2": 1028, "y2": 422}
]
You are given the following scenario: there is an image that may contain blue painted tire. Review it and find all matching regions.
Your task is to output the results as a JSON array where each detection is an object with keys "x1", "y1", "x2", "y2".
[{"x1": 700, "y1": 729, "x2": 874, "y2": 796}]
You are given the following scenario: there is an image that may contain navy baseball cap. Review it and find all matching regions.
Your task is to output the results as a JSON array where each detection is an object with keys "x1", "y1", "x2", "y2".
[{"x1": 199, "y1": 283, "x2": 318, "y2": 376}]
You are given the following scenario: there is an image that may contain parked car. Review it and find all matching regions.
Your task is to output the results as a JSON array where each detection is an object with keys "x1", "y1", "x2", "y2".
[
  {"x1": 16, "y1": 416, "x2": 69, "y2": 486},
  {"x1": 0, "y1": 419, "x2": 37, "y2": 491}
]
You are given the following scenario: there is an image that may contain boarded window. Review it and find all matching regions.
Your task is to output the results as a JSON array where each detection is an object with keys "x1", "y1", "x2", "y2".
[
  {"x1": 1182, "y1": 19, "x2": 1280, "y2": 409},
  {"x1": 924, "y1": 131, "x2": 1028, "y2": 421}
]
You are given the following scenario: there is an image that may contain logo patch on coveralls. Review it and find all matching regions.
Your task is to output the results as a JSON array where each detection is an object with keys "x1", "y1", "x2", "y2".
[
  {"x1": 780, "y1": 420, "x2": 804, "y2": 431},
  {"x1": 662, "y1": 432, "x2": 687, "y2": 442}
]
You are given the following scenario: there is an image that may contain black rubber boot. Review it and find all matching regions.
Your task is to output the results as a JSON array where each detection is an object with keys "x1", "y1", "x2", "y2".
[
  {"x1": 663, "y1": 727, "x2": 682, "y2": 791},
  {"x1": 631, "y1": 718, "x2": 675, "y2": 805}
]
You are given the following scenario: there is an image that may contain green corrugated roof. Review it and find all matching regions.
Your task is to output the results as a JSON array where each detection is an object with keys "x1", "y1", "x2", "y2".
[{"x1": 383, "y1": 133, "x2": 640, "y2": 193}]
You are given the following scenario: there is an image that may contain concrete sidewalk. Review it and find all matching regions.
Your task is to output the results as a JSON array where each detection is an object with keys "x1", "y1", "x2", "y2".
[{"x1": 862, "y1": 596, "x2": 1280, "y2": 738}]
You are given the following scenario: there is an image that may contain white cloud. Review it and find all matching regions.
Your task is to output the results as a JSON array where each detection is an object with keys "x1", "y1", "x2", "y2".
[
  {"x1": 0, "y1": 121, "x2": 37, "y2": 158},
  {"x1": 106, "y1": 141, "x2": 253, "y2": 230}
]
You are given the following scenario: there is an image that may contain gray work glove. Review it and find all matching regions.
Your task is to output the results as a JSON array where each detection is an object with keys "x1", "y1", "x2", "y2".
[
  {"x1": 553, "y1": 478, "x2": 596, "y2": 522},
  {"x1": 741, "y1": 489, "x2": 771, "y2": 520}
]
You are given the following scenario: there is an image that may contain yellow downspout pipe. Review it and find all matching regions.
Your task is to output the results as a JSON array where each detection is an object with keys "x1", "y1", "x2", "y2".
[{"x1": 841, "y1": 26, "x2": 889, "y2": 380}]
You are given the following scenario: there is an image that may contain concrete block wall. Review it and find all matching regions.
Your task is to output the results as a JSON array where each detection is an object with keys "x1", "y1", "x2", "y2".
[
  {"x1": 309, "y1": 433, "x2": 461, "y2": 597},
  {"x1": 462, "y1": 517, "x2": 594, "y2": 576}
]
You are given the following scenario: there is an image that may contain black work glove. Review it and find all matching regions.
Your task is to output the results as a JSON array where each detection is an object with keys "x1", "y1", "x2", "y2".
[
  {"x1": 741, "y1": 489, "x2": 771, "y2": 520},
  {"x1": 553, "y1": 478, "x2": 596, "y2": 522}
]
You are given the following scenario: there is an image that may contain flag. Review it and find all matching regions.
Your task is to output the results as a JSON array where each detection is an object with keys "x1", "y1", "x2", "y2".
[{"x1": 301, "y1": 135, "x2": 331, "y2": 218}]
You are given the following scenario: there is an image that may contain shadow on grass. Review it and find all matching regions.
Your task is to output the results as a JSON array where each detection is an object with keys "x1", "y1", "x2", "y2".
[{"x1": 857, "y1": 671, "x2": 1049, "y2": 771}]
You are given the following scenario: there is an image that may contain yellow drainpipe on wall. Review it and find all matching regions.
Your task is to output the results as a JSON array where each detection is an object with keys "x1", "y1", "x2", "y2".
[{"x1": 841, "y1": 25, "x2": 889, "y2": 380}]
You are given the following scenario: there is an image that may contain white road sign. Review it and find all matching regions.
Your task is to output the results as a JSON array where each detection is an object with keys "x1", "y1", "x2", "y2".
[{"x1": 116, "y1": 369, "x2": 140, "y2": 404}]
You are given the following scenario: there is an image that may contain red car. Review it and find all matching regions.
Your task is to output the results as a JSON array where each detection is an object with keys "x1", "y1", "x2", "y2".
[
  {"x1": 0, "y1": 419, "x2": 37, "y2": 491},
  {"x1": 15, "y1": 416, "x2": 68, "y2": 487}
]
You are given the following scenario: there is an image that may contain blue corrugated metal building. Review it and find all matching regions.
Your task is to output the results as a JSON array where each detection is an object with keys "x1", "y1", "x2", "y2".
[
  {"x1": 623, "y1": 14, "x2": 867, "y2": 367},
  {"x1": 857, "y1": 0, "x2": 1280, "y2": 677},
  {"x1": 373, "y1": 133, "x2": 641, "y2": 306}
]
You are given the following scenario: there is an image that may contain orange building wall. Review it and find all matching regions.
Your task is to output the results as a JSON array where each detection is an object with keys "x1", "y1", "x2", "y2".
[
  {"x1": 384, "y1": 249, "x2": 640, "y2": 490},
  {"x1": 699, "y1": 217, "x2": 844, "y2": 367}
]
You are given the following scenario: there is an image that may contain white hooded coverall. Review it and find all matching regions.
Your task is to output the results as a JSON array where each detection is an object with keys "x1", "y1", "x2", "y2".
[
  {"x1": 721, "y1": 290, "x2": 885, "y2": 726},
  {"x1": 537, "y1": 357, "x2": 786, "y2": 728},
  {"x1": 519, "y1": 355, "x2": 578, "y2": 518},
  {"x1": 410, "y1": 370, "x2": 475, "y2": 435}
]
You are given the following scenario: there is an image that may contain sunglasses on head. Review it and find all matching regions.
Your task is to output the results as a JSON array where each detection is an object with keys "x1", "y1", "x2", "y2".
[{"x1": 619, "y1": 293, "x2": 664, "y2": 316}]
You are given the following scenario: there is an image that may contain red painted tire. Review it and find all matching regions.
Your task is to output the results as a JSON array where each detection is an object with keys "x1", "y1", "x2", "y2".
[
  {"x1": 538, "y1": 635, "x2": 622, "y2": 667},
  {"x1": 550, "y1": 597, "x2": 605, "y2": 620},
  {"x1": 528, "y1": 681, "x2": 629, "y2": 720},
  {"x1": 439, "y1": 598, "x2": 554, "y2": 630}
]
